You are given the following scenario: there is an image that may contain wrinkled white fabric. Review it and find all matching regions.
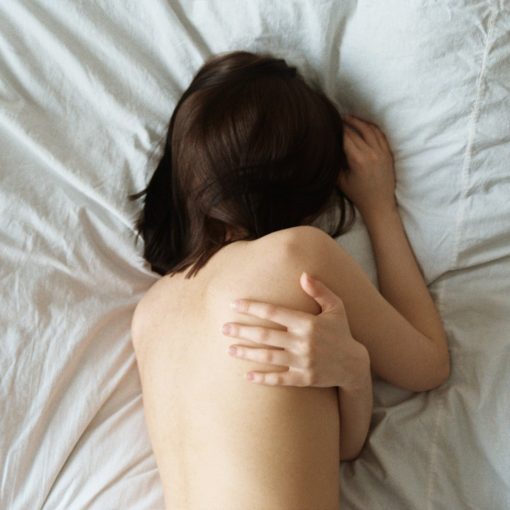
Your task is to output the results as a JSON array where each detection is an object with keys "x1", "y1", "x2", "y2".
[{"x1": 0, "y1": 1, "x2": 508, "y2": 508}]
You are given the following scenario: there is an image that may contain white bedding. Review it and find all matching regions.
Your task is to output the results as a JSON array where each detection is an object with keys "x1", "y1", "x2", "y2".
[{"x1": 1, "y1": 1, "x2": 509, "y2": 508}]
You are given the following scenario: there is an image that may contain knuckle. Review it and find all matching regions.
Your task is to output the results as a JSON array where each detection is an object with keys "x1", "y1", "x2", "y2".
[
  {"x1": 303, "y1": 371, "x2": 314, "y2": 386},
  {"x1": 258, "y1": 327, "x2": 270, "y2": 343},
  {"x1": 300, "y1": 339, "x2": 312, "y2": 356},
  {"x1": 300, "y1": 343, "x2": 316, "y2": 368},
  {"x1": 307, "y1": 348, "x2": 316, "y2": 369},
  {"x1": 265, "y1": 349, "x2": 275, "y2": 363},
  {"x1": 303, "y1": 318, "x2": 317, "y2": 335},
  {"x1": 264, "y1": 304, "x2": 277, "y2": 320},
  {"x1": 302, "y1": 355, "x2": 313, "y2": 369},
  {"x1": 352, "y1": 151, "x2": 363, "y2": 162}
]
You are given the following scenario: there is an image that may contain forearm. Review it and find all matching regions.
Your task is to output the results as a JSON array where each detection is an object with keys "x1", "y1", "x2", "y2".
[
  {"x1": 361, "y1": 206, "x2": 447, "y2": 349},
  {"x1": 338, "y1": 346, "x2": 373, "y2": 461}
]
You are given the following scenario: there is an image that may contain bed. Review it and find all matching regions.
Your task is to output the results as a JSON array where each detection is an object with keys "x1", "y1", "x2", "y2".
[{"x1": 1, "y1": 1, "x2": 509, "y2": 508}]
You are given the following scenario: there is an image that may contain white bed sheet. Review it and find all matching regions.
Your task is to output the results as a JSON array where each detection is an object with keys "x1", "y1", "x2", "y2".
[{"x1": 1, "y1": 1, "x2": 509, "y2": 508}]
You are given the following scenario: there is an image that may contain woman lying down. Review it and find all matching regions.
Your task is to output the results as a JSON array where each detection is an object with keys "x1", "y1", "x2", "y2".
[{"x1": 129, "y1": 50, "x2": 450, "y2": 510}]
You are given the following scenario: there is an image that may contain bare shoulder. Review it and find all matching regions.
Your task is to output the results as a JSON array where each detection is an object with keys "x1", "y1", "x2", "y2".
[
  {"x1": 206, "y1": 226, "x2": 351, "y2": 323},
  {"x1": 253, "y1": 225, "x2": 353, "y2": 280},
  {"x1": 260, "y1": 225, "x2": 338, "y2": 248},
  {"x1": 254, "y1": 225, "x2": 348, "y2": 265},
  {"x1": 265, "y1": 225, "x2": 351, "y2": 262},
  {"x1": 131, "y1": 226, "x2": 350, "y2": 344},
  {"x1": 130, "y1": 276, "x2": 173, "y2": 346}
]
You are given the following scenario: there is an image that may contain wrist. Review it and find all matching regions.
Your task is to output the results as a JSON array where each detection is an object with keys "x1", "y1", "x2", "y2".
[{"x1": 360, "y1": 202, "x2": 400, "y2": 230}]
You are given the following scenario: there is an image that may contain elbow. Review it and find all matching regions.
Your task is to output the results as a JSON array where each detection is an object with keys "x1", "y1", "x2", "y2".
[
  {"x1": 414, "y1": 348, "x2": 451, "y2": 392},
  {"x1": 340, "y1": 448, "x2": 361, "y2": 462},
  {"x1": 340, "y1": 439, "x2": 367, "y2": 462},
  {"x1": 432, "y1": 353, "x2": 451, "y2": 388},
  {"x1": 430, "y1": 341, "x2": 451, "y2": 389},
  {"x1": 340, "y1": 453, "x2": 360, "y2": 462}
]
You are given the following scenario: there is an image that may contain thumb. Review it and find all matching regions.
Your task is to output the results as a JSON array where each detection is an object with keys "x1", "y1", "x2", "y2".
[{"x1": 300, "y1": 272, "x2": 345, "y2": 314}]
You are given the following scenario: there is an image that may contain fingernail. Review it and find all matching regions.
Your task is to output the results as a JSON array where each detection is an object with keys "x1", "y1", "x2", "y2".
[
  {"x1": 246, "y1": 372, "x2": 254, "y2": 380},
  {"x1": 228, "y1": 346, "x2": 237, "y2": 355},
  {"x1": 303, "y1": 271, "x2": 313, "y2": 283},
  {"x1": 222, "y1": 323, "x2": 231, "y2": 334},
  {"x1": 230, "y1": 300, "x2": 240, "y2": 309}
]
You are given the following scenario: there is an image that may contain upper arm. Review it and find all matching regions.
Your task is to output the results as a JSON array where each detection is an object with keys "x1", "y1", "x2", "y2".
[{"x1": 283, "y1": 226, "x2": 446, "y2": 392}]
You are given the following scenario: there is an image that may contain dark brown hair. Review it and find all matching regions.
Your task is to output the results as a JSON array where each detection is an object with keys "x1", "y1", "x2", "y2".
[{"x1": 129, "y1": 50, "x2": 355, "y2": 278}]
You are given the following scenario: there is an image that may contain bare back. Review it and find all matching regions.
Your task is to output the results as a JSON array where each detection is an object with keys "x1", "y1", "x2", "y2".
[{"x1": 132, "y1": 231, "x2": 341, "y2": 510}]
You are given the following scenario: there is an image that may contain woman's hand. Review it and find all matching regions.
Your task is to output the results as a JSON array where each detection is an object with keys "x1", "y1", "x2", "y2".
[
  {"x1": 339, "y1": 114, "x2": 397, "y2": 218},
  {"x1": 222, "y1": 272, "x2": 369, "y2": 389}
]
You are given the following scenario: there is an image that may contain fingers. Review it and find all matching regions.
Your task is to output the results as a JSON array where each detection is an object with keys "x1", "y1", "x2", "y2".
[
  {"x1": 223, "y1": 322, "x2": 300, "y2": 351},
  {"x1": 372, "y1": 126, "x2": 389, "y2": 150},
  {"x1": 343, "y1": 125, "x2": 365, "y2": 153},
  {"x1": 228, "y1": 344, "x2": 311, "y2": 371},
  {"x1": 228, "y1": 345, "x2": 291, "y2": 367},
  {"x1": 246, "y1": 371, "x2": 288, "y2": 385},
  {"x1": 231, "y1": 299, "x2": 311, "y2": 331},
  {"x1": 344, "y1": 114, "x2": 387, "y2": 151},
  {"x1": 299, "y1": 272, "x2": 345, "y2": 315},
  {"x1": 245, "y1": 369, "x2": 312, "y2": 387}
]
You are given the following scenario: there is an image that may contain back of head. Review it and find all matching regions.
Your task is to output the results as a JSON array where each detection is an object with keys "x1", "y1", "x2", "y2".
[{"x1": 129, "y1": 50, "x2": 355, "y2": 278}]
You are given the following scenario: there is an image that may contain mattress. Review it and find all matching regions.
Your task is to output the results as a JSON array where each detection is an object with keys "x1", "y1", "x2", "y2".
[{"x1": 1, "y1": 1, "x2": 509, "y2": 508}]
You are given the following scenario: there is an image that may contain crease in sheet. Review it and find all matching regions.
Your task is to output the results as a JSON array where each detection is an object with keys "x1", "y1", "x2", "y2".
[{"x1": 426, "y1": 7, "x2": 499, "y2": 508}]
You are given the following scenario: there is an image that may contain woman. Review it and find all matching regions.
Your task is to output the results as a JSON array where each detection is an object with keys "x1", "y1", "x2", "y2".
[{"x1": 129, "y1": 51, "x2": 450, "y2": 510}]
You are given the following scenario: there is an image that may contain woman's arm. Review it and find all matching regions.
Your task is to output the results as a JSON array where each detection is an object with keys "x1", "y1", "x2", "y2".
[
  {"x1": 271, "y1": 225, "x2": 448, "y2": 391},
  {"x1": 362, "y1": 206, "x2": 449, "y2": 361},
  {"x1": 226, "y1": 272, "x2": 374, "y2": 461},
  {"x1": 336, "y1": 114, "x2": 450, "y2": 389},
  {"x1": 342, "y1": 114, "x2": 448, "y2": 356},
  {"x1": 223, "y1": 114, "x2": 450, "y2": 387}
]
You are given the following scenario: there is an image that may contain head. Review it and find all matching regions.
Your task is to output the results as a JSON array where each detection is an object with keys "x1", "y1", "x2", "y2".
[{"x1": 129, "y1": 50, "x2": 355, "y2": 278}]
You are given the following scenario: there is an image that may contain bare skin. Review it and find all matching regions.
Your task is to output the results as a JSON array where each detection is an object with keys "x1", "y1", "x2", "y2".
[
  {"x1": 130, "y1": 115, "x2": 450, "y2": 509},
  {"x1": 131, "y1": 232, "x2": 355, "y2": 510}
]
